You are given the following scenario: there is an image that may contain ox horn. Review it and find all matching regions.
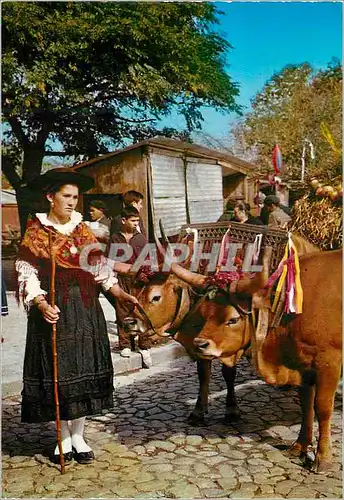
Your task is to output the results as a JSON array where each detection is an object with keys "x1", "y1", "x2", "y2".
[
  {"x1": 236, "y1": 246, "x2": 272, "y2": 296},
  {"x1": 170, "y1": 262, "x2": 206, "y2": 288},
  {"x1": 159, "y1": 219, "x2": 170, "y2": 246},
  {"x1": 153, "y1": 220, "x2": 169, "y2": 263},
  {"x1": 154, "y1": 219, "x2": 173, "y2": 254},
  {"x1": 157, "y1": 219, "x2": 206, "y2": 288},
  {"x1": 155, "y1": 219, "x2": 205, "y2": 288}
]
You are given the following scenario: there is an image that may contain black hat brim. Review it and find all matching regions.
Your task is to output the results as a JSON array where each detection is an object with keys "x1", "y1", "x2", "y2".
[
  {"x1": 263, "y1": 195, "x2": 280, "y2": 206},
  {"x1": 27, "y1": 170, "x2": 94, "y2": 193}
]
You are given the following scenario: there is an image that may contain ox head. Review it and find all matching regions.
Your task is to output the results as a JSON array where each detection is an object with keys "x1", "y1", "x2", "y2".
[
  {"x1": 186, "y1": 288, "x2": 252, "y2": 362},
  {"x1": 124, "y1": 271, "x2": 192, "y2": 337},
  {"x1": 171, "y1": 246, "x2": 272, "y2": 364},
  {"x1": 123, "y1": 220, "x2": 201, "y2": 338}
]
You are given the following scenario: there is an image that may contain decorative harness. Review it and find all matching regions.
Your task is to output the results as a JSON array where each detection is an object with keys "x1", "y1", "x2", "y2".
[
  {"x1": 133, "y1": 282, "x2": 193, "y2": 338},
  {"x1": 134, "y1": 279, "x2": 255, "y2": 352},
  {"x1": 132, "y1": 228, "x2": 275, "y2": 344},
  {"x1": 168, "y1": 283, "x2": 254, "y2": 358}
]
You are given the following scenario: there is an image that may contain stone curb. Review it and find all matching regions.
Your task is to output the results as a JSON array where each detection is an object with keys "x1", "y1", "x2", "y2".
[
  {"x1": 2, "y1": 342, "x2": 188, "y2": 398},
  {"x1": 112, "y1": 341, "x2": 187, "y2": 375}
]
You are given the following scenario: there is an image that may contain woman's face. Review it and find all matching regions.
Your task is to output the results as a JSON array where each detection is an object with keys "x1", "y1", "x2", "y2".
[{"x1": 47, "y1": 184, "x2": 79, "y2": 222}]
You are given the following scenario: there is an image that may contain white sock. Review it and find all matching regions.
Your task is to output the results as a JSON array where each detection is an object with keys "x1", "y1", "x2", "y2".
[
  {"x1": 54, "y1": 420, "x2": 72, "y2": 455},
  {"x1": 71, "y1": 417, "x2": 92, "y2": 453}
]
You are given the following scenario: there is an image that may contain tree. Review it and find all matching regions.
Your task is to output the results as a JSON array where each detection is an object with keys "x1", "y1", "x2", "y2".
[
  {"x1": 2, "y1": 2, "x2": 240, "y2": 232},
  {"x1": 230, "y1": 60, "x2": 342, "y2": 184}
]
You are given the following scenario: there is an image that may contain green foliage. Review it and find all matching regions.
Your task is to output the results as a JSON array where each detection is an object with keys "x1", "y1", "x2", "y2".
[
  {"x1": 231, "y1": 60, "x2": 342, "y2": 183},
  {"x1": 3, "y1": 1, "x2": 240, "y2": 174}
]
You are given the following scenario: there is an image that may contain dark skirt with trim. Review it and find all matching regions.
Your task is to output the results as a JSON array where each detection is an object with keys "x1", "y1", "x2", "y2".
[{"x1": 21, "y1": 271, "x2": 113, "y2": 423}]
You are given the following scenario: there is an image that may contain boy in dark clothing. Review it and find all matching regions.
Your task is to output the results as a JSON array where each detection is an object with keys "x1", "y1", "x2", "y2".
[
  {"x1": 110, "y1": 190, "x2": 146, "y2": 237},
  {"x1": 108, "y1": 206, "x2": 152, "y2": 367}
]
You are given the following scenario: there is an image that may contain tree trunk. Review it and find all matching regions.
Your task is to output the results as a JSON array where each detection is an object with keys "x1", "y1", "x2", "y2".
[
  {"x1": 17, "y1": 146, "x2": 46, "y2": 236},
  {"x1": 15, "y1": 187, "x2": 45, "y2": 237}
]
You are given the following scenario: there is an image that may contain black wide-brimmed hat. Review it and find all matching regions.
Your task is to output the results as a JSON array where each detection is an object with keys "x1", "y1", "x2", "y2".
[{"x1": 27, "y1": 167, "x2": 94, "y2": 193}]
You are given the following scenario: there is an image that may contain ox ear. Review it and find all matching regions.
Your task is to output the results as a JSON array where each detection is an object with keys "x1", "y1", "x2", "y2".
[{"x1": 236, "y1": 246, "x2": 272, "y2": 296}]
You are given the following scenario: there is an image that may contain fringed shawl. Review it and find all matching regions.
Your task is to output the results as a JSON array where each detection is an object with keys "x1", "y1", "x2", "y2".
[
  {"x1": 18, "y1": 215, "x2": 102, "y2": 269},
  {"x1": 17, "y1": 215, "x2": 107, "y2": 307}
]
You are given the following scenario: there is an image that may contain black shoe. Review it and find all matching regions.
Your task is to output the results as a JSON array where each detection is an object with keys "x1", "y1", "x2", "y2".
[
  {"x1": 51, "y1": 451, "x2": 73, "y2": 465},
  {"x1": 72, "y1": 447, "x2": 95, "y2": 464}
]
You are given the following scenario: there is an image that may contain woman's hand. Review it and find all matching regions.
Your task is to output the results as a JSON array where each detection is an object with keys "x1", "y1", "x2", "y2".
[
  {"x1": 122, "y1": 293, "x2": 139, "y2": 306},
  {"x1": 37, "y1": 301, "x2": 60, "y2": 324},
  {"x1": 113, "y1": 262, "x2": 134, "y2": 275},
  {"x1": 109, "y1": 284, "x2": 139, "y2": 305}
]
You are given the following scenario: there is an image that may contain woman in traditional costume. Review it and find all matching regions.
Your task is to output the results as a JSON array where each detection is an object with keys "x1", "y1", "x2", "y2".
[{"x1": 16, "y1": 168, "x2": 138, "y2": 465}]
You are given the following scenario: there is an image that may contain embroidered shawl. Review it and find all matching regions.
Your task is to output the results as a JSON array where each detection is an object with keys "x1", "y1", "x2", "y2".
[{"x1": 18, "y1": 215, "x2": 102, "y2": 270}]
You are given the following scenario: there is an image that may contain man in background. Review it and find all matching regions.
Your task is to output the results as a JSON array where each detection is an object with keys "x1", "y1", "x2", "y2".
[
  {"x1": 233, "y1": 201, "x2": 264, "y2": 226},
  {"x1": 109, "y1": 206, "x2": 152, "y2": 368},
  {"x1": 217, "y1": 199, "x2": 235, "y2": 222},
  {"x1": 90, "y1": 200, "x2": 111, "y2": 228},
  {"x1": 111, "y1": 190, "x2": 146, "y2": 236},
  {"x1": 263, "y1": 195, "x2": 291, "y2": 229},
  {"x1": 87, "y1": 199, "x2": 111, "y2": 243}
]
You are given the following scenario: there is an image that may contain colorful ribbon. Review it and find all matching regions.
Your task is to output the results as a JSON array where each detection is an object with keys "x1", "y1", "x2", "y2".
[{"x1": 271, "y1": 235, "x2": 303, "y2": 314}]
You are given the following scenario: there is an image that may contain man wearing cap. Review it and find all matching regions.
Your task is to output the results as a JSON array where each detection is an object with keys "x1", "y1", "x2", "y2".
[
  {"x1": 89, "y1": 200, "x2": 111, "y2": 229},
  {"x1": 87, "y1": 199, "x2": 111, "y2": 243},
  {"x1": 263, "y1": 195, "x2": 291, "y2": 230}
]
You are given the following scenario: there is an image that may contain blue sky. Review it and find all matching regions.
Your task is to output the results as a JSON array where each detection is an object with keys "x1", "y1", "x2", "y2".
[
  {"x1": 46, "y1": 1, "x2": 342, "y2": 160},
  {"x1": 186, "y1": 1, "x2": 342, "y2": 141}
]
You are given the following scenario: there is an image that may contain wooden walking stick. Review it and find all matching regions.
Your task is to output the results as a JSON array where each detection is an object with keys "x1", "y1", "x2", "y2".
[{"x1": 49, "y1": 231, "x2": 65, "y2": 474}]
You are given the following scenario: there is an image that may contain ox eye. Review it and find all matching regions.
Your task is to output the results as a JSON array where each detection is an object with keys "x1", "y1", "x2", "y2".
[
  {"x1": 150, "y1": 295, "x2": 161, "y2": 304},
  {"x1": 226, "y1": 317, "x2": 240, "y2": 325}
]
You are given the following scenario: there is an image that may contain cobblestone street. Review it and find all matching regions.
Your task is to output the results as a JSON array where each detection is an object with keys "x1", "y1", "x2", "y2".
[
  {"x1": 2, "y1": 357, "x2": 342, "y2": 499},
  {"x1": 2, "y1": 2, "x2": 343, "y2": 499}
]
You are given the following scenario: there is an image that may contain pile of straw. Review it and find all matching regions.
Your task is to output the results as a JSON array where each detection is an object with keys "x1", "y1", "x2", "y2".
[{"x1": 291, "y1": 195, "x2": 342, "y2": 251}]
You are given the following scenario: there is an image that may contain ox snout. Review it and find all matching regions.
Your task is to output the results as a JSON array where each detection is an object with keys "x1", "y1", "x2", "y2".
[
  {"x1": 193, "y1": 338, "x2": 210, "y2": 350},
  {"x1": 122, "y1": 317, "x2": 147, "y2": 335},
  {"x1": 193, "y1": 337, "x2": 222, "y2": 358}
]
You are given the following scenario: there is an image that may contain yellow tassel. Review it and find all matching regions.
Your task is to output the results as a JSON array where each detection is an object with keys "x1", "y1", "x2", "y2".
[
  {"x1": 292, "y1": 244, "x2": 303, "y2": 313},
  {"x1": 271, "y1": 243, "x2": 289, "y2": 313}
]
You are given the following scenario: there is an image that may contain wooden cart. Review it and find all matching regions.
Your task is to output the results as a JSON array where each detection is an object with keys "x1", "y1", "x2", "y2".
[{"x1": 179, "y1": 221, "x2": 288, "y2": 274}]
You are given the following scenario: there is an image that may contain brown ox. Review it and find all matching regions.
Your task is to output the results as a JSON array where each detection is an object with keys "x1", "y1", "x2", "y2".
[
  {"x1": 125, "y1": 234, "x2": 318, "y2": 425},
  {"x1": 177, "y1": 249, "x2": 342, "y2": 473},
  {"x1": 126, "y1": 271, "x2": 257, "y2": 424}
]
